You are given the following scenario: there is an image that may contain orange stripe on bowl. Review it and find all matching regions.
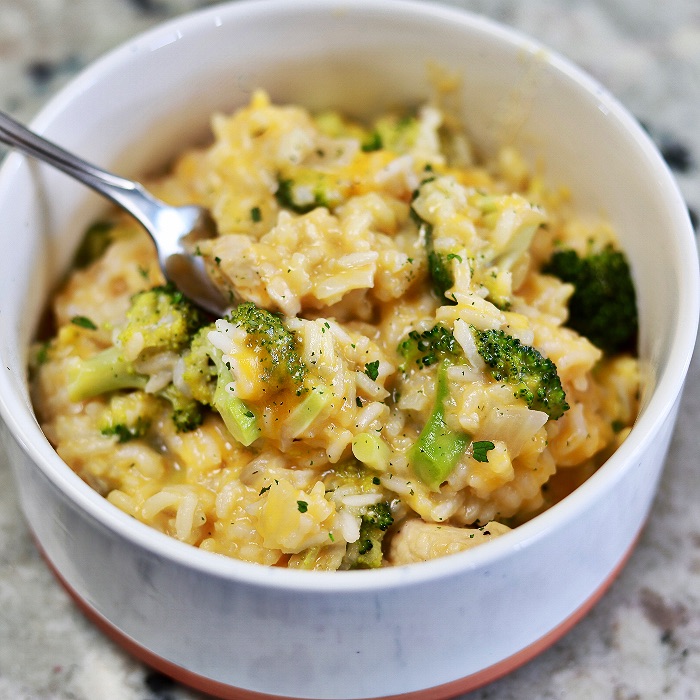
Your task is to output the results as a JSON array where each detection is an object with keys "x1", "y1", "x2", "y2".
[{"x1": 33, "y1": 534, "x2": 638, "y2": 700}]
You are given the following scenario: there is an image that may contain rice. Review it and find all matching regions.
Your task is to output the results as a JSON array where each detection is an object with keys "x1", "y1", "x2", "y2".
[{"x1": 30, "y1": 89, "x2": 641, "y2": 569}]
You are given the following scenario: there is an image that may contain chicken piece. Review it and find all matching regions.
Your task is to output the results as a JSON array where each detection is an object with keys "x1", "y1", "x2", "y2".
[{"x1": 388, "y1": 518, "x2": 510, "y2": 565}]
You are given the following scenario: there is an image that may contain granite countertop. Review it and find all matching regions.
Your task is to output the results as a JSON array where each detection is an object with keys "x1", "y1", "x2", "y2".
[{"x1": 1, "y1": 1, "x2": 699, "y2": 698}]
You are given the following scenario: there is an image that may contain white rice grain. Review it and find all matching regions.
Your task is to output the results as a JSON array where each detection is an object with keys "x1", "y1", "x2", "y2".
[
  {"x1": 353, "y1": 402, "x2": 386, "y2": 431},
  {"x1": 342, "y1": 493, "x2": 383, "y2": 508},
  {"x1": 453, "y1": 318, "x2": 486, "y2": 371},
  {"x1": 142, "y1": 491, "x2": 179, "y2": 520},
  {"x1": 355, "y1": 371, "x2": 389, "y2": 400},
  {"x1": 336, "y1": 510, "x2": 360, "y2": 544},
  {"x1": 336, "y1": 251, "x2": 379, "y2": 269},
  {"x1": 175, "y1": 491, "x2": 199, "y2": 541}
]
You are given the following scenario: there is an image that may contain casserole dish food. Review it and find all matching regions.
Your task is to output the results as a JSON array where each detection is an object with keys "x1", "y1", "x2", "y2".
[{"x1": 0, "y1": 1, "x2": 697, "y2": 697}]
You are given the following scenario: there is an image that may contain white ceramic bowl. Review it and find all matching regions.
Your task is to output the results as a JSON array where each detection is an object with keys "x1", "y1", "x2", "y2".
[{"x1": 0, "y1": 1, "x2": 697, "y2": 698}]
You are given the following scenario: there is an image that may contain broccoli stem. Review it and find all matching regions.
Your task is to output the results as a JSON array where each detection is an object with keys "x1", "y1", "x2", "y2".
[
  {"x1": 351, "y1": 432, "x2": 391, "y2": 472},
  {"x1": 211, "y1": 361, "x2": 261, "y2": 447},
  {"x1": 67, "y1": 346, "x2": 148, "y2": 402},
  {"x1": 409, "y1": 360, "x2": 470, "y2": 491},
  {"x1": 420, "y1": 218, "x2": 457, "y2": 303},
  {"x1": 284, "y1": 387, "x2": 332, "y2": 439}
]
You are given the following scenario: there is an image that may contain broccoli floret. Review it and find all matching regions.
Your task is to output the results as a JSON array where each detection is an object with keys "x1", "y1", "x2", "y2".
[
  {"x1": 364, "y1": 501, "x2": 394, "y2": 531},
  {"x1": 118, "y1": 284, "x2": 206, "y2": 357},
  {"x1": 181, "y1": 302, "x2": 311, "y2": 445},
  {"x1": 344, "y1": 502, "x2": 395, "y2": 569},
  {"x1": 372, "y1": 113, "x2": 420, "y2": 154},
  {"x1": 69, "y1": 283, "x2": 205, "y2": 400},
  {"x1": 425, "y1": 222, "x2": 460, "y2": 304},
  {"x1": 314, "y1": 109, "x2": 419, "y2": 155},
  {"x1": 398, "y1": 324, "x2": 470, "y2": 490},
  {"x1": 312, "y1": 109, "x2": 390, "y2": 154},
  {"x1": 181, "y1": 304, "x2": 321, "y2": 446},
  {"x1": 472, "y1": 327, "x2": 569, "y2": 420},
  {"x1": 361, "y1": 131, "x2": 383, "y2": 152},
  {"x1": 181, "y1": 324, "x2": 260, "y2": 447},
  {"x1": 181, "y1": 326, "x2": 217, "y2": 405},
  {"x1": 101, "y1": 387, "x2": 200, "y2": 438},
  {"x1": 542, "y1": 245, "x2": 638, "y2": 354},
  {"x1": 276, "y1": 171, "x2": 346, "y2": 214},
  {"x1": 228, "y1": 302, "x2": 307, "y2": 388},
  {"x1": 68, "y1": 347, "x2": 203, "y2": 432},
  {"x1": 99, "y1": 391, "x2": 161, "y2": 443},
  {"x1": 316, "y1": 112, "x2": 418, "y2": 154},
  {"x1": 67, "y1": 285, "x2": 207, "y2": 433},
  {"x1": 158, "y1": 383, "x2": 204, "y2": 432},
  {"x1": 322, "y1": 464, "x2": 394, "y2": 569},
  {"x1": 101, "y1": 421, "x2": 149, "y2": 443},
  {"x1": 398, "y1": 324, "x2": 462, "y2": 370}
]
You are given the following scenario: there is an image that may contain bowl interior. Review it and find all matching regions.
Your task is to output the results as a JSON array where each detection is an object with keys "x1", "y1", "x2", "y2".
[{"x1": 0, "y1": 0, "x2": 697, "y2": 580}]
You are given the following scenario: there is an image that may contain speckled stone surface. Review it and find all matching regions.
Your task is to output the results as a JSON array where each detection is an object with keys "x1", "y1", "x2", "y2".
[{"x1": 1, "y1": 1, "x2": 699, "y2": 698}]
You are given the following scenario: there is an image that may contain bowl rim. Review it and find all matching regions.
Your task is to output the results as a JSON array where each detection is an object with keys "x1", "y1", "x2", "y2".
[{"x1": 0, "y1": 0, "x2": 698, "y2": 594}]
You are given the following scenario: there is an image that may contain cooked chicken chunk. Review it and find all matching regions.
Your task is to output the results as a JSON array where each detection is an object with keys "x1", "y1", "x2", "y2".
[{"x1": 388, "y1": 519, "x2": 511, "y2": 565}]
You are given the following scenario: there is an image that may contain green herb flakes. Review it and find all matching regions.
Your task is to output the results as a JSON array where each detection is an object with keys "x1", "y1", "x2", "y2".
[
  {"x1": 364, "y1": 360, "x2": 380, "y2": 381},
  {"x1": 71, "y1": 315, "x2": 97, "y2": 330},
  {"x1": 472, "y1": 440, "x2": 496, "y2": 463}
]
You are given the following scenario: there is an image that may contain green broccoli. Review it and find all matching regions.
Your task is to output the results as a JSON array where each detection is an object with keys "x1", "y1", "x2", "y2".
[
  {"x1": 99, "y1": 391, "x2": 160, "y2": 443},
  {"x1": 410, "y1": 204, "x2": 456, "y2": 303},
  {"x1": 398, "y1": 324, "x2": 462, "y2": 370},
  {"x1": 371, "y1": 113, "x2": 420, "y2": 154},
  {"x1": 399, "y1": 324, "x2": 471, "y2": 490},
  {"x1": 409, "y1": 359, "x2": 471, "y2": 491},
  {"x1": 158, "y1": 383, "x2": 204, "y2": 433},
  {"x1": 314, "y1": 110, "x2": 382, "y2": 152},
  {"x1": 67, "y1": 345, "x2": 148, "y2": 401},
  {"x1": 180, "y1": 303, "x2": 320, "y2": 446},
  {"x1": 342, "y1": 502, "x2": 395, "y2": 569},
  {"x1": 542, "y1": 245, "x2": 638, "y2": 354},
  {"x1": 228, "y1": 302, "x2": 306, "y2": 389},
  {"x1": 426, "y1": 222, "x2": 460, "y2": 303},
  {"x1": 325, "y1": 461, "x2": 383, "y2": 495},
  {"x1": 180, "y1": 326, "x2": 217, "y2": 405},
  {"x1": 411, "y1": 180, "x2": 545, "y2": 308},
  {"x1": 69, "y1": 284, "x2": 205, "y2": 400},
  {"x1": 181, "y1": 323, "x2": 260, "y2": 447},
  {"x1": 351, "y1": 432, "x2": 391, "y2": 472},
  {"x1": 472, "y1": 327, "x2": 569, "y2": 420},
  {"x1": 325, "y1": 464, "x2": 394, "y2": 569},
  {"x1": 118, "y1": 284, "x2": 205, "y2": 358},
  {"x1": 275, "y1": 171, "x2": 346, "y2": 214},
  {"x1": 67, "y1": 285, "x2": 207, "y2": 433},
  {"x1": 361, "y1": 131, "x2": 383, "y2": 152}
]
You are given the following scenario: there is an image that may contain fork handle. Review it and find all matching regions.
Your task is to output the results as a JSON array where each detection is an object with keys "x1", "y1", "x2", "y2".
[{"x1": 0, "y1": 109, "x2": 163, "y2": 229}]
